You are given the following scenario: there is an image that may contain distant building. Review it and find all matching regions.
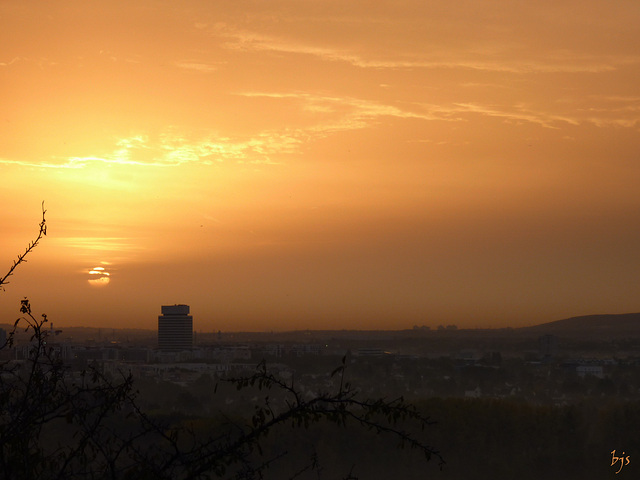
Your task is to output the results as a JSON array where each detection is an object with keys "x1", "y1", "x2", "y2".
[
  {"x1": 354, "y1": 348, "x2": 387, "y2": 357},
  {"x1": 158, "y1": 304, "x2": 193, "y2": 351},
  {"x1": 539, "y1": 334, "x2": 558, "y2": 360},
  {"x1": 576, "y1": 365, "x2": 604, "y2": 379},
  {"x1": 455, "y1": 349, "x2": 480, "y2": 365},
  {"x1": 289, "y1": 343, "x2": 322, "y2": 356}
]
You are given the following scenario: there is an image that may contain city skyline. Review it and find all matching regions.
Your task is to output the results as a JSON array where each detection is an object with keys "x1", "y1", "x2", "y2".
[{"x1": 1, "y1": 1, "x2": 640, "y2": 331}]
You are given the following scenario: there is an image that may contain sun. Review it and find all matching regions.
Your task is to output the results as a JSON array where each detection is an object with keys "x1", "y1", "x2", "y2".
[{"x1": 88, "y1": 265, "x2": 111, "y2": 287}]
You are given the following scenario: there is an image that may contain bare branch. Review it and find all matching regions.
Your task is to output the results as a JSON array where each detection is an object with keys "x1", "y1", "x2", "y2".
[{"x1": 0, "y1": 202, "x2": 47, "y2": 290}]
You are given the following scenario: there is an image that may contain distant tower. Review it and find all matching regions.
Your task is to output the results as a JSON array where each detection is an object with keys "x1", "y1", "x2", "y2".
[{"x1": 158, "y1": 304, "x2": 193, "y2": 351}]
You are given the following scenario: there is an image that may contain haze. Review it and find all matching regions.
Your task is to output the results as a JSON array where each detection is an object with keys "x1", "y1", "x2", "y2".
[{"x1": 1, "y1": 1, "x2": 639, "y2": 331}]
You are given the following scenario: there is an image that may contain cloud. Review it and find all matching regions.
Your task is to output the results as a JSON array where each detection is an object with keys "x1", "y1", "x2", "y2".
[
  {"x1": 211, "y1": 23, "x2": 634, "y2": 74},
  {"x1": 59, "y1": 237, "x2": 139, "y2": 253},
  {"x1": 4, "y1": 87, "x2": 621, "y2": 175},
  {"x1": 174, "y1": 61, "x2": 222, "y2": 73},
  {"x1": 3, "y1": 88, "x2": 450, "y2": 170},
  {"x1": 449, "y1": 103, "x2": 581, "y2": 128},
  {"x1": 236, "y1": 91, "x2": 461, "y2": 137},
  {"x1": 0, "y1": 155, "x2": 168, "y2": 170},
  {"x1": 584, "y1": 117, "x2": 639, "y2": 129},
  {"x1": 0, "y1": 129, "x2": 296, "y2": 170},
  {"x1": 0, "y1": 57, "x2": 21, "y2": 67},
  {"x1": 0, "y1": 56, "x2": 57, "y2": 68}
]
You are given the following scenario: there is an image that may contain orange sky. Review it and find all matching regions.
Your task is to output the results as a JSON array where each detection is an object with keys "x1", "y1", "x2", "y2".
[{"x1": 1, "y1": 1, "x2": 640, "y2": 331}]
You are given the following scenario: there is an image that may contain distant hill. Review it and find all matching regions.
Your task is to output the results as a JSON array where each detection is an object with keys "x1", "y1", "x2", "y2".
[{"x1": 521, "y1": 312, "x2": 640, "y2": 338}]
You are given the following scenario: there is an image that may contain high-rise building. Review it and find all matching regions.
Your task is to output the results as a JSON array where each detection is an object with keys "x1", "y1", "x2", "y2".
[{"x1": 158, "y1": 304, "x2": 193, "y2": 351}]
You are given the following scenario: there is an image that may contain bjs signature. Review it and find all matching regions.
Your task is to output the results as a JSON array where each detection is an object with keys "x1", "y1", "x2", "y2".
[{"x1": 611, "y1": 450, "x2": 630, "y2": 474}]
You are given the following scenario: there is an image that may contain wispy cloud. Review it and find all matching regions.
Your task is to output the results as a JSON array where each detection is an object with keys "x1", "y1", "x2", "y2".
[
  {"x1": 4, "y1": 89, "x2": 447, "y2": 170},
  {"x1": 449, "y1": 103, "x2": 581, "y2": 128},
  {"x1": 0, "y1": 55, "x2": 57, "y2": 68},
  {"x1": 584, "y1": 117, "x2": 639, "y2": 129},
  {"x1": 212, "y1": 24, "x2": 634, "y2": 74},
  {"x1": 0, "y1": 56, "x2": 21, "y2": 67},
  {"x1": 237, "y1": 91, "x2": 460, "y2": 134},
  {"x1": 2, "y1": 79, "x2": 635, "y2": 174},
  {"x1": 174, "y1": 61, "x2": 223, "y2": 73},
  {"x1": 0, "y1": 154, "x2": 169, "y2": 170},
  {"x1": 54, "y1": 237, "x2": 139, "y2": 253}
]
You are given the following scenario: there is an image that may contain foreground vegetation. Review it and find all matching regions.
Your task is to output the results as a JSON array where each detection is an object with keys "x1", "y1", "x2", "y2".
[{"x1": 0, "y1": 206, "x2": 442, "y2": 479}]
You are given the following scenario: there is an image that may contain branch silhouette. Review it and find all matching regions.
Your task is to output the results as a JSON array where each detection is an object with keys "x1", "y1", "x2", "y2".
[{"x1": 0, "y1": 201, "x2": 46, "y2": 291}]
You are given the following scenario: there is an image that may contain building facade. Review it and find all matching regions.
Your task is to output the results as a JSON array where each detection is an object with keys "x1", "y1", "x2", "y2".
[{"x1": 158, "y1": 304, "x2": 193, "y2": 351}]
